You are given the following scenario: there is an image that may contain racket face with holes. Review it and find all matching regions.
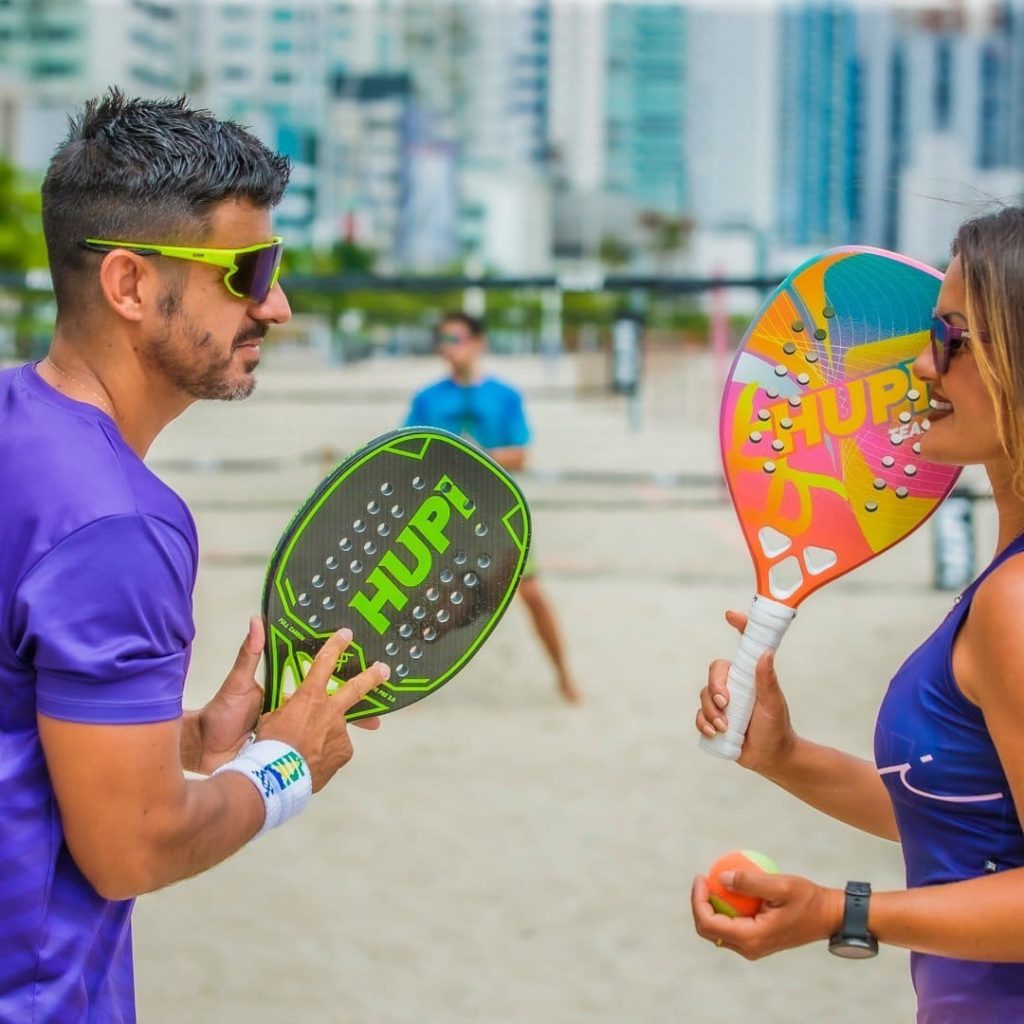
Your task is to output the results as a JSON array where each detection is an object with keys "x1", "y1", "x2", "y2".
[
  {"x1": 721, "y1": 246, "x2": 961, "y2": 607},
  {"x1": 262, "y1": 428, "x2": 531, "y2": 720}
]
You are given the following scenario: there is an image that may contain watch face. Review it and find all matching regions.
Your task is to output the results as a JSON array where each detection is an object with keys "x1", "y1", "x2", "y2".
[{"x1": 829, "y1": 936, "x2": 879, "y2": 960}]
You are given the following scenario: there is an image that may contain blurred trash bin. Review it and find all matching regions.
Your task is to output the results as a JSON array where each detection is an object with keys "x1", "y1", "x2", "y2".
[{"x1": 932, "y1": 489, "x2": 976, "y2": 592}]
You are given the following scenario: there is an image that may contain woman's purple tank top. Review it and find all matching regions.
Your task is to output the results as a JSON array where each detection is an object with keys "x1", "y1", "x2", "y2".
[{"x1": 875, "y1": 534, "x2": 1024, "y2": 1022}]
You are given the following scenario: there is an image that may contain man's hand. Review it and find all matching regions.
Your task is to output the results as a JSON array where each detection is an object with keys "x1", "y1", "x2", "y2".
[
  {"x1": 488, "y1": 445, "x2": 527, "y2": 472},
  {"x1": 257, "y1": 627, "x2": 390, "y2": 792},
  {"x1": 183, "y1": 616, "x2": 266, "y2": 775}
]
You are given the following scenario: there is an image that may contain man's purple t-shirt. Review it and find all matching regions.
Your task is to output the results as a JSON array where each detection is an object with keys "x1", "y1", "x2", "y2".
[{"x1": 0, "y1": 363, "x2": 197, "y2": 1022}]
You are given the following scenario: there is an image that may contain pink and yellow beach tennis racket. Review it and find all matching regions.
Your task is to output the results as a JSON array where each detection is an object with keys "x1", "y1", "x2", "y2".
[{"x1": 700, "y1": 247, "x2": 961, "y2": 760}]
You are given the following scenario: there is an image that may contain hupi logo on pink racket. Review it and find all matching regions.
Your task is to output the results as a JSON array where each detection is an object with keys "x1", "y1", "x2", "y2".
[{"x1": 760, "y1": 359, "x2": 929, "y2": 457}]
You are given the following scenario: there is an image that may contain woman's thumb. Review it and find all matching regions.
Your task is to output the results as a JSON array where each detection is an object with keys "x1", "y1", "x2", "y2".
[{"x1": 754, "y1": 650, "x2": 780, "y2": 701}]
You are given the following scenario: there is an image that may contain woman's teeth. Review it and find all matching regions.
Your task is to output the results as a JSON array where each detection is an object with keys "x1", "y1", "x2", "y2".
[{"x1": 929, "y1": 399, "x2": 953, "y2": 412}]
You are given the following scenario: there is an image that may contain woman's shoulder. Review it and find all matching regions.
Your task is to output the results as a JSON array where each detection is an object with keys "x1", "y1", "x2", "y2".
[
  {"x1": 961, "y1": 548, "x2": 1024, "y2": 703},
  {"x1": 973, "y1": 543, "x2": 1024, "y2": 614}
]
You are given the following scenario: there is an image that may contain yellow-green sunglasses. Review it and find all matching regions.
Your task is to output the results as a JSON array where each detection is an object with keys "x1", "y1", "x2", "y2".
[{"x1": 82, "y1": 236, "x2": 284, "y2": 303}]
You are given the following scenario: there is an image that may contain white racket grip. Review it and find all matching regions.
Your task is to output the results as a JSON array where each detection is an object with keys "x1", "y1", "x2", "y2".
[{"x1": 698, "y1": 595, "x2": 796, "y2": 762}]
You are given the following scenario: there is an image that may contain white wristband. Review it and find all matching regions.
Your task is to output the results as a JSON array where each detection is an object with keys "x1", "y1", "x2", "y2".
[{"x1": 213, "y1": 739, "x2": 312, "y2": 838}]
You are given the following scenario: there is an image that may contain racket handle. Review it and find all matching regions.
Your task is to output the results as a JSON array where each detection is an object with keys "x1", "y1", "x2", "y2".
[{"x1": 698, "y1": 595, "x2": 796, "y2": 762}]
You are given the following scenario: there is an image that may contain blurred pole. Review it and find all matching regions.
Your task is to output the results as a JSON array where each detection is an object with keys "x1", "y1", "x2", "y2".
[
  {"x1": 627, "y1": 288, "x2": 648, "y2": 432},
  {"x1": 540, "y1": 286, "x2": 563, "y2": 370},
  {"x1": 932, "y1": 489, "x2": 976, "y2": 592},
  {"x1": 711, "y1": 269, "x2": 730, "y2": 493},
  {"x1": 711, "y1": 266, "x2": 730, "y2": 397},
  {"x1": 463, "y1": 255, "x2": 485, "y2": 319},
  {"x1": 612, "y1": 293, "x2": 645, "y2": 433}
]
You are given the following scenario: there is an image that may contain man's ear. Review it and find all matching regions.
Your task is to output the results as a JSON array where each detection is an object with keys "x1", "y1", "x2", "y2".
[{"x1": 96, "y1": 250, "x2": 162, "y2": 323}]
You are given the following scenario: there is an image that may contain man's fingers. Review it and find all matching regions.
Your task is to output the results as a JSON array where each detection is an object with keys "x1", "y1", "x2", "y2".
[
  {"x1": 293, "y1": 629, "x2": 390, "y2": 715},
  {"x1": 333, "y1": 662, "x2": 391, "y2": 712},
  {"x1": 230, "y1": 616, "x2": 265, "y2": 675},
  {"x1": 298, "y1": 628, "x2": 354, "y2": 691},
  {"x1": 218, "y1": 617, "x2": 265, "y2": 698},
  {"x1": 352, "y1": 716, "x2": 382, "y2": 731}
]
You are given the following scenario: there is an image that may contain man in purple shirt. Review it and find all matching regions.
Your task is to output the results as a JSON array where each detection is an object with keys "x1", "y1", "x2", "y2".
[{"x1": 0, "y1": 89, "x2": 390, "y2": 1022}]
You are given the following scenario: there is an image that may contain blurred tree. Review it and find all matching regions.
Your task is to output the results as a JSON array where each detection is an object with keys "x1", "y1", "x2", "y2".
[
  {"x1": 598, "y1": 234, "x2": 631, "y2": 269},
  {"x1": 0, "y1": 161, "x2": 47, "y2": 271},
  {"x1": 331, "y1": 238, "x2": 376, "y2": 274},
  {"x1": 282, "y1": 238, "x2": 377, "y2": 277},
  {"x1": 638, "y1": 210, "x2": 694, "y2": 274},
  {"x1": 0, "y1": 161, "x2": 51, "y2": 360}
]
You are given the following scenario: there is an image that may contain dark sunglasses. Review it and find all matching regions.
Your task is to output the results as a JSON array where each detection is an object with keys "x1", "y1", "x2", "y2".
[
  {"x1": 930, "y1": 308, "x2": 990, "y2": 375},
  {"x1": 435, "y1": 331, "x2": 474, "y2": 346},
  {"x1": 81, "y1": 236, "x2": 284, "y2": 304}
]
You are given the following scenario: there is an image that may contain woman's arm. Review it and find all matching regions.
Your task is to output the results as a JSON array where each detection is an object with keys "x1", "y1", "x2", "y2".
[
  {"x1": 757, "y1": 735, "x2": 898, "y2": 841},
  {"x1": 697, "y1": 614, "x2": 898, "y2": 840},
  {"x1": 694, "y1": 559, "x2": 1024, "y2": 960}
]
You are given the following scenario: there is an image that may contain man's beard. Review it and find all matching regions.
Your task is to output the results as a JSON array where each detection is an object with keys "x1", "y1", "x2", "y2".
[{"x1": 152, "y1": 289, "x2": 266, "y2": 401}]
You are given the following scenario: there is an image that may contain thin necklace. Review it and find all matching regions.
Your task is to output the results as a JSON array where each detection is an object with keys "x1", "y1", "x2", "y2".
[{"x1": 45, "y1": 356, "x2": 115, "y2": 419}]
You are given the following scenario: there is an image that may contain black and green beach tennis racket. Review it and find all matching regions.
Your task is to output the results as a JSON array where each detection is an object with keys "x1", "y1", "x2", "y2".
[{"x1": 262, "y1": 428, "x2": 531, "y2": 721}]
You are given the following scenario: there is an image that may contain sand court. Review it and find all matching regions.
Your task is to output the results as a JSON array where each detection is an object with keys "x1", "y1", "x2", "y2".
[{"x1": 132, "y1": 345, "x2": 980, "y2": 1023}]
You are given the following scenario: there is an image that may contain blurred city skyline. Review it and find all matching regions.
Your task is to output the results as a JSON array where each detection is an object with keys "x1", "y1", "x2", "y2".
[{"x1": 2, "y1": 0, "x2": 1024, "y2": 285}]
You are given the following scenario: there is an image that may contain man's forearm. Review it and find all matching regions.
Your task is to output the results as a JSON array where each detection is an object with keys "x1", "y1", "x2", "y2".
[
  {"x1": 81, "y1": 770, "x2": 265, "y2": 900},
  {"x1": 179, "y1": 709, "x2": 202, "y2": 772},
  {"x1": 489, "y1": 446, "x2": 527, "y2": 472},
  {"x1": 41, "y1": 715, "x2": 267, "y2": 901}
]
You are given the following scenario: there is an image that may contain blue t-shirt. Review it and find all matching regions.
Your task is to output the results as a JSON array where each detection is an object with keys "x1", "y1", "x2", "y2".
[
  {"x1": 875, "y1": 533, "x2": 1024, "y2": 1023},
  {"x1": 405, "y1": 376, "x2": 530, "y2": 451},
  {"x1": 0, "y1": 362, "x2": 198, "y2": 1023}
]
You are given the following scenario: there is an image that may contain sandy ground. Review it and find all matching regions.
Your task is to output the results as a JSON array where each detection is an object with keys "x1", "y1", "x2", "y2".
[{"x1": 130, "y1": 343, "x2": 994, "y2": 1024}]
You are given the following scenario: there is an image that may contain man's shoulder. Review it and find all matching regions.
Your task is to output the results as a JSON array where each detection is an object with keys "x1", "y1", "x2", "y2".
[
  {"x1": 415, "y1": 377, "x2": 455, "y2": 394},
  {"x1": 0, "y1": 373, "x2": 194, "y2": 562},
  {"x1": 479, "y1": 376, "x2": 523, "y2": 401}
]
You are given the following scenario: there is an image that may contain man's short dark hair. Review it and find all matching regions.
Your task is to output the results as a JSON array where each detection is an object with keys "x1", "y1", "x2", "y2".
[
  {"x1": 42, "y1": 87, "x2": 291, "y2": 313},
  {"x1": 436, "y1": 312, "x2": 486, "y2": 340}
]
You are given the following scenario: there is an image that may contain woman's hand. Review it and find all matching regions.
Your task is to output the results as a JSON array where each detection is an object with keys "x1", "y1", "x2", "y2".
[
  {"x1": 695, "y1": 610, "x2": 799, "y2": 775},
  {"x1": 691, "y1": 868, "x2": 844, "y2": 959}
]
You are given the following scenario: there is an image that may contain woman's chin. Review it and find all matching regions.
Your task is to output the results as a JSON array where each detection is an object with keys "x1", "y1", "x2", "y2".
[{"x1": 916, "y1": 432, "x2": 957, "y2": 466}]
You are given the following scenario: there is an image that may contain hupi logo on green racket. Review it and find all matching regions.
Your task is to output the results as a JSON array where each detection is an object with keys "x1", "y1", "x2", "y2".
[{"x1": 348, "y1": 475, "x2": 474, "y2": 634}]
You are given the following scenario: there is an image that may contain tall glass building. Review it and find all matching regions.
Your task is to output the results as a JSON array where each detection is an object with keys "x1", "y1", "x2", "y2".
[
  {"x1": 605, "y1": 2, "x2": 687, "y2": 215},
  {"x1": 776, "y1": 5, "x2": 860, "y2": 247}
]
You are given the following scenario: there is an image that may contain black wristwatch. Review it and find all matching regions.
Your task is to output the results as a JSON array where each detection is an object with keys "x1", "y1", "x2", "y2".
[{"x1": 828, "y1": 881, "x2": 879, "y2": 959}]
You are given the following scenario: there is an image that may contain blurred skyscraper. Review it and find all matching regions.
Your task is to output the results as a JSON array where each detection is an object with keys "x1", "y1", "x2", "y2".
[
  {"x1": 776, "y1": 6, "x2": 860, "y2": 248},
  {"x1": 456, "y1": 0, "x2": 552, "y2": 273},
  {"x1": 0, "y1": 0, "x2": 187, "y2": 167},
  {"x1": 2, "y1": 0, "x2": 1024, "y2": 277},
  {"x1": 605, "y1": 2, "x2": 687, "y2": 214}
]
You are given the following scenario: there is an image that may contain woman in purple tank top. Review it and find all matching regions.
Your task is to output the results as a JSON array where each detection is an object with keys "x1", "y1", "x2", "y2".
[{"x1": 692, "y1": 208, "x2": 1024, "y2": 1023}]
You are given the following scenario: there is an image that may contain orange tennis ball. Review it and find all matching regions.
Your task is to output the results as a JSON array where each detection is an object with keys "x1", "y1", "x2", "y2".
[{"x1": 707, "y1": 849, "x2": 778, "y2": 918}]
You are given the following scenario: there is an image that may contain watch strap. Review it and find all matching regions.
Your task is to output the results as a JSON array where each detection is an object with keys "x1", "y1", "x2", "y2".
[
  {"x1": 843, "y1": 880, "x2": 871, "y2": 936},
  {"x1": 828, "y1": 880, "x2": 879, "y2": 959}
]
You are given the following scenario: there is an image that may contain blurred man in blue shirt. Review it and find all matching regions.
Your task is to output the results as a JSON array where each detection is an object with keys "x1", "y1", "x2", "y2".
[{"x1": 405, "y1": 312, "x2": 581, "y2": 703}]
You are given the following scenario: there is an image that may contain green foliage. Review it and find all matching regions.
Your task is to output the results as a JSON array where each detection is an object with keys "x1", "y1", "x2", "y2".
[
  {"x1": 282, "y1": 240, "x2": 377, "y2": 276},
  {"x1": 331, "y1": 239, "x2": 376, "y2": 274},
  {"x1": 598, "y1": 234, "x2": 631, "y2": 268},
  {"x1": 0, "y1": 161, "x2": 47, "y2": 272}
]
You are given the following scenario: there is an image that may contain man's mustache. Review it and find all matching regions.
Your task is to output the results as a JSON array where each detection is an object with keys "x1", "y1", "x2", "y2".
[{"x1": 233, "y1": 325, "x2": 269, "y2": 347}]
